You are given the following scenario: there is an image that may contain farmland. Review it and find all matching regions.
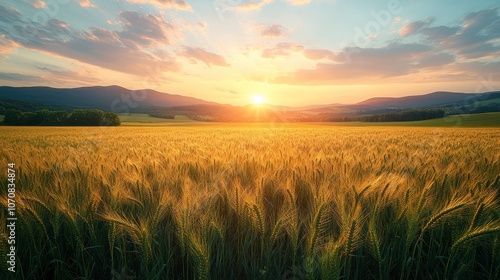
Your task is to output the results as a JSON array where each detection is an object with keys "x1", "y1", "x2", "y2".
[{"x1": 1, "y1": 125, "x2": 499, "y2": 279}]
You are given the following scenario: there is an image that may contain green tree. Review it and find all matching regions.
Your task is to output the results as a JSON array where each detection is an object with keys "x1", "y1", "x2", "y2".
[
  {"x1": 102, "y1": 112, "x2": 121, "y2": 126},
  {"x1": 3, "y1": 109, "x2": 22, "y2": 125},
  {"x1": 20, "y1": 112, "x2": 40, "y2": 125},
  {"x1": 67, "y1": 109, "x2": 104, "y2": 125}
]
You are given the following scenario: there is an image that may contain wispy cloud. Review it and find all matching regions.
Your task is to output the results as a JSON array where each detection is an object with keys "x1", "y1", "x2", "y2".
[
  {"x1": 37, "y1": 66, "x2": 101, "y2": 84},
  {"x1": 0, "y1": 35, "x2": 18, "y2": 59},
  {"x1": 261, "y1": 42, "x2": 304, "y2": 58},
  {"x1": 261, "y1": 42, "x2": 335, "y2": 61},
  {"x1": 127, "y1": 0, "x2": 192, "y2": 11},
  {"x1": 0, "y1": 72, "x2": 44, "y2": 83},
  {"x1": 286, "y1": 0, "x2": 311, "y2": 5},
  {"x1": 399, "y1": 18, "x2": 434, "y2": 36},
  {"x1": 257, "y1": 24, "x2": 287, "y2": 38},
  {"x1": 79, "y1": 0, "x2": 96, "y2": 8},
  {"x1": 303, "y1": 49, "x2": 336, "y2": 61},
  {"x1": 271, "y1": 43, "x2": 457, "y2": 85},
  {"x1": 234, "y1": 0, "x2": 273, "y2": 12},
  {"x1": 179, "y1": 47, "x2": 229, "y2": 67},
  {"x1": 400, "y1": 8, "x2": 500, "y2": 59},
  {"x1": 225, "y1": 0, "x2": 313, "y2": 13},
  {"x1": 117, "y1": 10, "x2": 178, "y2": 47},
  {"x1": 32, "y1": 0, "x2": 45, "y2": 9}
]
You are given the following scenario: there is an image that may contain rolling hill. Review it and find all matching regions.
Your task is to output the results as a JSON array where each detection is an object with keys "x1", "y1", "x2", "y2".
[{"x1": 355, "y1": 91, "x2": 499, "y2": 109}]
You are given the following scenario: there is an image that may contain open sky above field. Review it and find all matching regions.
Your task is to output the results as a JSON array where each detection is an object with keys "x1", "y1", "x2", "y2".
[{"x1": 0, "y1": 0, "x2": 499, "y2": 106}]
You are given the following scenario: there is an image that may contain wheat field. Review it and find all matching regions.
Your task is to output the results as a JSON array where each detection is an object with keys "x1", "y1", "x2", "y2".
[{"x1": 1, "y1": 125, "x2": 499, "y2": 279}]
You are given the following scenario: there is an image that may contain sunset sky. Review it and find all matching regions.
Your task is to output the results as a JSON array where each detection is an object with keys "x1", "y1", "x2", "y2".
[{"x1": 0, "y1": 0, "x2": 499, "y2": 106}]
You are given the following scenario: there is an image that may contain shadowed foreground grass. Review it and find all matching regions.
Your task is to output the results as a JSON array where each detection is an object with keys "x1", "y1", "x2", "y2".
[{"x1": 1, "y1": 126, "x2": 499, "y2": 279}]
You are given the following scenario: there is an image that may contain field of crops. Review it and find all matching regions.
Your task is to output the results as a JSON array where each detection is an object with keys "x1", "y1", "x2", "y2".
[{"x1": 1, "y1": 125, "x2": 499, "y2": 279}]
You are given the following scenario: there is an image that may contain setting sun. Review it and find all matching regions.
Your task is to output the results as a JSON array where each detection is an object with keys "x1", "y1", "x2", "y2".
[{"x1": 252, "y1": 95, "x2": 265, "y2": 104}]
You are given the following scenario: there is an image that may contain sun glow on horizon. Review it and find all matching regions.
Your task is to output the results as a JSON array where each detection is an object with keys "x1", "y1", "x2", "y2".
[{"x1": 252, "y1": 95, "x2": 265, "y2": 104}]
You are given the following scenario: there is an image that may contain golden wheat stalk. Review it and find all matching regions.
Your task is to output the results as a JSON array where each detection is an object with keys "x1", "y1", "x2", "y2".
[{"x1": 452, "y1": 222, "x2": 500, "y2": 252}]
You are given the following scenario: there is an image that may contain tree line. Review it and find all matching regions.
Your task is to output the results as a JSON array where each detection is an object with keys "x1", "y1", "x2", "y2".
[
  {"x1": 360, "y1": 109, "x2": 445, "y2": 122},
  {"x1": 445, "y1": 103, "x2": 500, "y2": 115},
  {"x1": 3, "y1": 109, "x2": 121, "y2": 126},
  {"x1": 148, "y1": 112, "x2": 175, "y2": 119},
  {"x1": 0, "y1": 99, "x2": 72, "y2": 114}
]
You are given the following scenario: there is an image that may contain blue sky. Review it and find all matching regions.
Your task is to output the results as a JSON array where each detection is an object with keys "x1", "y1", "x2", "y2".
[{"x1": 0, "y1": 0, "x2": 499, "y2": 105}]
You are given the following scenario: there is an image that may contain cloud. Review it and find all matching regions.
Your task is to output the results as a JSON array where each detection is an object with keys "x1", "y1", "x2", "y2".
[
  {"x1": 179, "y1": 47, "x2": 229, "y2": 67},
  {"x1": 197, "y1": 22, "x2": 207, "y2": 31},
  {"x1": 79, "y1": 0, "x2": 96, "y2": 8},
  {"x1": 217, "y1": 88, "x2": 239, "y2": 94},
  {"x1": 0, "y1": 6, "x2": 21, "y2": 24},
  {"x1": 420, "y1": 26, "x2": 460, "y2": 41},
  {"x1": 117, "y1": 10, "x2": 177, "y2": 47},
  {"x1": 37, "y1": 66, "x2": 101, "y2": 84},
  {"x1": 32, "y1": 0, "x2": 45, "y2": 9},
  {"x1": 234, "y1": 0, "x2": 273, "y2": 12},
  {"x1": 126, "y1": 0, "x2": 192, "y2": 11},
  {"x1": 261, "y1": 42, "x2": 304, "y2": 58},
  {"x1": 0, "y1": 35, "x2": 18, "y2": 59},
  {"x1": 286, "y1": 0, "x2": 311, "y2": 5},
  {"x1": 430, "y1": 61, "x2": 500, "y2": 82},
  {"x1": 179, "y1": 21, "x2": 207, "y2": 34},
  {"x1": 0, "y1": 72, "x2": 44, "y2": 83},
  {"x1": 261, "y1": 42, "x2": 336, "y2": 61},
  {"x1": 258, "y1": 24, "x2": 287, "y2": 38},
  {"x1": 416, "y1": 53, "x2": 455, "y2": 69},
  {"x1": 225, "y1": 0, "x2": 313, "y2": 13},
  {"x1": 438, "y1": 8, "x2": 500, "y2": 59},
  {"x1": 0, "y1": 65, "x2": 101, "y2": 85},
  {"x1": 0, "y1": 6, "x2": 179, "y2": 76},
  {"x1": 399, "y1": 18, "x2": 434, "y2": 36},
  {"x1": 227, "y1": 0, "x2": 312, "y2": 12},
  {"x1": 453, "y1": 61, "x2": 500, "y2": 81},
  {"x1": 259, "y1": 9, "x2": 500, "y2": 86},
  {"x1": 332, "y1": 43, "x2": 431, "y2": 65},
  {"x1": 271, "y1": 43, "x2": 456, "y2": 85},
  {"x1": 405, "y1": 8, "x2": 500, "y2": 59},
  {"x1": 303, "y1": 49, "x2": 336, "y2": 61}
]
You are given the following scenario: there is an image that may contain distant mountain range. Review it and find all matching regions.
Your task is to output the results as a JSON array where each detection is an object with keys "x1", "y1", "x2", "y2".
[
  {"x1": 355, "y1": 91, "x2": 479, "y2": 109},
  {"x1": 1, "y1": 86, "x2": 499, "y2": 119},
  {"x1": 0, "y1": 85, "x2": 217, "y2": 112}
]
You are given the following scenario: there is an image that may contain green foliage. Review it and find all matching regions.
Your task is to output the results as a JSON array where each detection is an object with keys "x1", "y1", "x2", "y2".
[
  {"x1": 3, "y1": 109, "x2": 22, "y2": 125},
  {"x1": 3, "y1": 109, "x2": 120, "y2": 126},
  {"x1": 361, "y1": 109, "x2": 445, "y2": 122},
  {"x1": 66, "y1": 109, "x2": 104, "y2": 126},
  {"x1": 103, "y1": 112, "x2": 121, "y2": 126},
  {"x1": 0, "y1": 99, "x2": 71, "y2": 114},
  {"x1": 148, "y1": 112, "x2": 175, "y2": 119}
]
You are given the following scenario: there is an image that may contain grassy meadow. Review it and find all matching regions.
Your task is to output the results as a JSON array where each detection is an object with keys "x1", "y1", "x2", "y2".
[
  {"x1": 1, "y1": 125, "x2": 499, "y2": 279},
  {"x1": 119, "y1": 114, "x2": 196, "y2": 124},
  {"x1": 116, "y1": 112, "x2": 500, "y2": 127}
]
